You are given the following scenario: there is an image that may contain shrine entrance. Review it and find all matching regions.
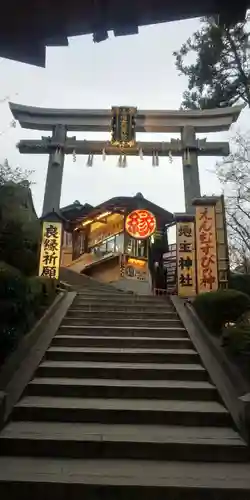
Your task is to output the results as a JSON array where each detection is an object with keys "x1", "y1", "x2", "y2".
[
  {"x1": 9, "y1": 103, "x2": 236, "y2": 296},
  {"x1": 9, "y1": 103, "x2": 242, "y2": 216}
]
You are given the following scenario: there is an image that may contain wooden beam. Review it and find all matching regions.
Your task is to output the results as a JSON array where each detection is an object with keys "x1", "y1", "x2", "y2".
[{"x1": 17, "y1": 139, "x2": 230, "y2": 157}]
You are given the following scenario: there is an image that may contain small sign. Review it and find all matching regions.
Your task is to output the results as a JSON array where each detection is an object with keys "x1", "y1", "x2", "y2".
[
  {"x1": 125, "y1": 258, "x2": 148, "y2": 281},
  {"x1": 125, "y1": 210, "x2": 156, "y2": 239},
  {"x1": 39, "y1": 221, "x2": 62, "y2": 279},
  {"x1": 111, "y1": 106, "x2": 136, "y2": 148},
  {"x1": 176, "y1": 221, "x2": 196, "y2": 297}
]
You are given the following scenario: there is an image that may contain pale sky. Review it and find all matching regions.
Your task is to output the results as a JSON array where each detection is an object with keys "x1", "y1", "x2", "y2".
[{"x1": 0, "y1": 17, "x2": 247, "y2": 223}]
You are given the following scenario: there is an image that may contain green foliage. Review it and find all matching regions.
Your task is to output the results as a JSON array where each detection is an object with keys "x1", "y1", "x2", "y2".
[
  {"x1": 193, "y1": 289, "x2": 250, "y2": 333},
  {"x1": 0, "y1": 181, "x2": 40, "y2": 276},
  {"x1": 223, "y1": 322, "x2": 250, "y2": 355},
  {"x1": 0, "y1": 263, "x2": 57, "y2": 363},
  {"x1": 229, "y1": 272, "x2": 250, "y2": 296},
  {"x1": 173, "y1": 17, "x2": 250, "y2": 109},
  {"x1": 0, "y1": 262, "x2": 30, "y2": 360}
]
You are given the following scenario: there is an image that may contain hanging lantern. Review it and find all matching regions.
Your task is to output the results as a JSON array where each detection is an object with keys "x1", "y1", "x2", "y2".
[
  {"x1": 139, "y1": 147, "x2": 143, "y2": 160},
  {"x1": 102, "y1": 148, "x2": 106, "y2": 161},
  {"x1": 169, "y1": 150, "x2": 173, "y2": 164},
  {"x1": 111, "y1": 106, "x2": 137, "y2": 148},
  {"x1": 72, "y1": 150, "x2": 76, "y2": 162}
]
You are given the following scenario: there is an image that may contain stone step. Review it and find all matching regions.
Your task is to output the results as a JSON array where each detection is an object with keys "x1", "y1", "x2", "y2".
[
  {"x1": 45, "y1": 346, "x2": 199, "y2": 364},
  {"x1": 70, "y1": 303, "x2": 174, "y2": 311},
  {"x1": 36, "y1": 360, "x2": 209, "y2": 381},
  {"x1": 52, "y1": 335, "x2": 191, "y2": 350},
  {"x1": 58, "y1": 325, "x2": 188, "y2": 338},
  {"x1": 0, "y1": 421, "x2": 247, "y2": 463},
  {"x1": 75, "y1": 292, "x2": 158, "y2": 298},
  {"x1": 73, "y1": 297, "x2": 171, "y2": 305},
  {"x1": 12, "y1": 396, "x2": 232, "y2": 427},
  {"x1": 1, "y1": 457, "x2": 250, "y2": 500},
  {"x1": 66, "y1": 309, "x2": 179, "y2": 319},
  {"x1": 61, "y1": 317, "x2": 183, "y2": 327},
  {"x1": 26, "y1": 377, "x2": 217, "y2": 401}
]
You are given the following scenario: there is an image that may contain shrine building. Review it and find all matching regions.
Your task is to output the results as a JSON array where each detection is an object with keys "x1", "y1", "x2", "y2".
[{"x1": 59, "y1": 193, "x2": 173, "y2": 294}]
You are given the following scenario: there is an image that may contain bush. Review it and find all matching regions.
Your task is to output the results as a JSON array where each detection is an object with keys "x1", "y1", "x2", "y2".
[
  {"x1": 0, "y1": 262, "x2": 30, "y2": 361},
  {"x1": 0, "y1": 263, "x2": 58, "y2": 363},
  {"x1": 193, "y1": 289, "x2": 250, "y2": 334},
  {"x1": 229, "y1": 272, "x2": 250, "y2": 297},
  {"x1": 223, "y1": 323, "x2": 250, "y2": 356}
]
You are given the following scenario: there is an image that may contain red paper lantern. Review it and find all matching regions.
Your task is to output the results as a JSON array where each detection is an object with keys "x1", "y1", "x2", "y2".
[{"x1": 125, "y1": 209, "x2": 156, "y2": 239}]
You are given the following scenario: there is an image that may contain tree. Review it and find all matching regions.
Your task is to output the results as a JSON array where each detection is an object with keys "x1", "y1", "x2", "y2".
[
  {"x1": 0, "y1": 158, "x2": 32, "y2": 186},
  {"x1": 216, "y1": 133, "x2": 250, "y2": 270},
  {"x1": 0, "y1": 160, "x2": 39, "y2": 275},
  {"x1": 173, "y1": 17, "x2": 250, "y2": 110}
]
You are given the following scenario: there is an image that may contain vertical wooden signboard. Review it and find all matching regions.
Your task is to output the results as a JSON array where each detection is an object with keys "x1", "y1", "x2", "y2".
[{"x1": 176, "y1": 216, "x2": 196, "y2": 297}]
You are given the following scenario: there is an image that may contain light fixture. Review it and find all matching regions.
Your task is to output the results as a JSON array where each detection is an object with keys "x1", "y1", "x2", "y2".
[
  {"x1": 96, "y1": 211, "x2": 112, "y2": 220},
  {"x1": 82, "y1": 219, "x2": 94, "y2": 227}
]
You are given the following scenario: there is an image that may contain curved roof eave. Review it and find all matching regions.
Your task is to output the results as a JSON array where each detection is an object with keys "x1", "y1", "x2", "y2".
[{"x1": 9, "y1": 102, "x2": 245, "y2": 133}]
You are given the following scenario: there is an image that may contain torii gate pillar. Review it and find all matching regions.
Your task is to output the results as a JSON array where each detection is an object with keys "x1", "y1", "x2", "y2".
[
  {"x1": 42, "y1": 124, "x2": 67, "y2": 216},
  {"x1": 181, "y1": 126, "x2": 201, "y2": 213}
]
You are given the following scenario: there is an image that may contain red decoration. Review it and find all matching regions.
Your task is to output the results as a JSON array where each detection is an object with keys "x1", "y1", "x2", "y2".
[{"x1": 125, "y1": 210, "x2": 156, "y2": 239}]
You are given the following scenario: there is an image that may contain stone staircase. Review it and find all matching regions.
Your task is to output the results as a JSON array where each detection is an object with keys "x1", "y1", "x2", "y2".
[{"x1": 0, "y1": 281, "x2": 250, "y2": 498}]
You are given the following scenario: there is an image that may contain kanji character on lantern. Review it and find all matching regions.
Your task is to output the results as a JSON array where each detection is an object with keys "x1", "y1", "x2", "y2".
[{"x1": 125, "y1": 210, "x2": 156, "y2": 239}]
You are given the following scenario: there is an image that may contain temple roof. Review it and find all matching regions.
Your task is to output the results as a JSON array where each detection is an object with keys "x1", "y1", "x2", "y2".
[
  {"x1": 60, "y1": 201, "x2": 93, "y2": 221},
  {"x1": 60, "y1": 194, "x2": 173, "y2": 227},
  {"x1": 1, "y1": 1, "x2": 248, "y2": 67}
]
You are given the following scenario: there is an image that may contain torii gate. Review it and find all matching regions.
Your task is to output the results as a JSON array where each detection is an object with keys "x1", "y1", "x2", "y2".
[{"x1": 9, "y1": 103, "x2": 242, "y2": 215}]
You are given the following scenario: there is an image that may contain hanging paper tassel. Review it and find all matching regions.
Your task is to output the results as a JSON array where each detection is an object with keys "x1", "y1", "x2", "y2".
[
  {"x1": 86, "y1": 154, "x2": 93, "y2": 167},
  {"x1": 169, "y1": 150, "x2": 173, "y2": 164},
  {"x1": 102, "y1": 148, "x2": 106, "y2": 161},
  {"x1": 117, "y1": 154, "x2": 123, "y2": 167},
  {"x1": 72, "y1": 150, "x2": 76, "y2": 162},
  {"x1": 122, "y1": 155, "x2": 127, "y2": 168},
  {"x1": 155, "y1": 151, "x2": 159, "y2": 166},
  {"x1": 183, "y1": 148, "x2": 191, "y2": 166},
  {"x1": 152, "y1": 152, "x2": 155, "y2": 167},
  {"x1": 139, "y1": 147, "x2": 143, "y2": 160},
  {"x1": 52, "y1": 148, "x2": 61, "y2": 166},
  {"x1": 10, "y1": 119, "x2": 16, "y2": 128}
]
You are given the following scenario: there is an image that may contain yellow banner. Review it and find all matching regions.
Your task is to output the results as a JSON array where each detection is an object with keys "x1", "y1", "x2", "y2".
[
  {"x1": 39, "y1": 221, "x2": 62, "y2": 279},
  {"x1": 176, "y1": 221, "x2": 196, "y2": 297},
  {"x1": 196, "y1": 205, "x2": 218, "y2": 293}
]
